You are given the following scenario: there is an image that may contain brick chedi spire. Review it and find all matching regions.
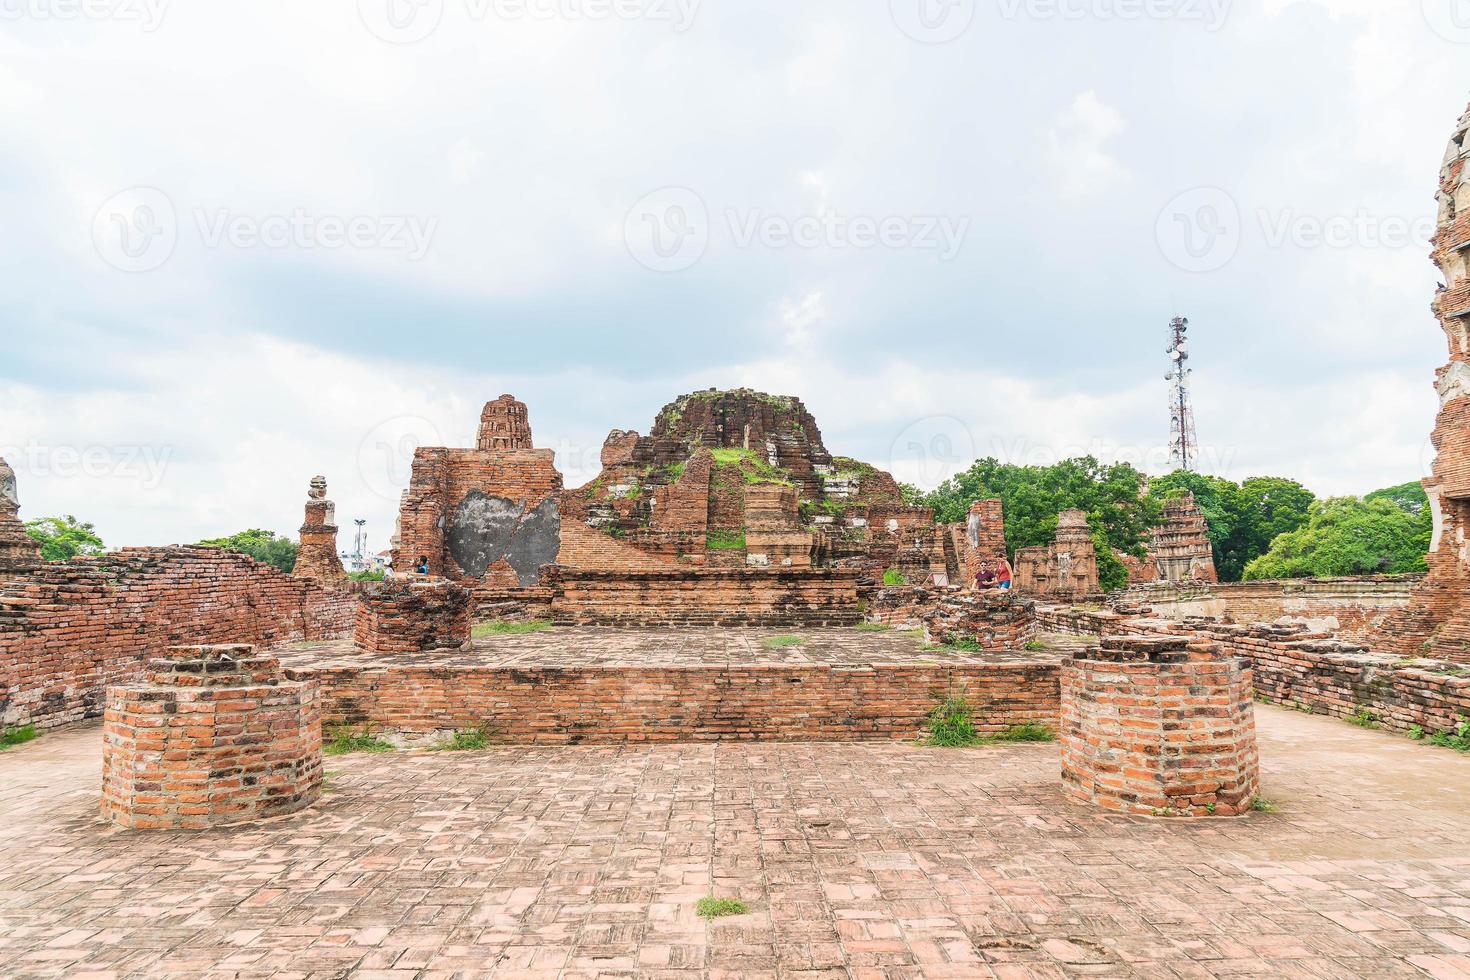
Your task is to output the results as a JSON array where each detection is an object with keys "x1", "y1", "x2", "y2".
[
  {"x1": 477, "y1": 395, "x2": 534, "y2": 451},
  {"x1": 0, "y1": 456, "x2": 42, "y2": 576},
  {"x1": 294, "y1": 476, "x2": 347, "y2": 584},
  {"x1": 1150, "y1": 492, "x2": 1218, "y2": 584}
]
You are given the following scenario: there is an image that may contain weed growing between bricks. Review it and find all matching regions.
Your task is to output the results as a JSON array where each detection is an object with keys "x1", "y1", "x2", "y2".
[
  {"x1": 923, "y1": 694, "x2": 1054, "y2": 748},
  {"x1": 433, "y1": 726, "x2": 498, "y2": 751},
  {"x1": 324, "y1": 726, "x2": 395, "y2": 756},
  {"x1": 761, "y1": 635, "x2": 804, "y2": 649},
  {"x1": 696, "y1": 897, "x2": 749, "y2": 919},
  {"x1": 0, "y1": 724, "x2": 37, "y2": 750},
  {"x1": 473, "y1": 619, "x2": 553, "y2": 638}
]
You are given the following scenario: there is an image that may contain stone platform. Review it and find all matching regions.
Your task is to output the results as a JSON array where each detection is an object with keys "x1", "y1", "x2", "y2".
[{"x1": 276, "y1": 627, "x2": 1074, "y2": 745}]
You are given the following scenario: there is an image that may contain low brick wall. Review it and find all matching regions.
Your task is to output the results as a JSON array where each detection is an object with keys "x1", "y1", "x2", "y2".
[
  {"x1": 1110, "y1": 577, "x2": 1418, "y2": 644},
  {"x1": 0, "y1": 547, "x2": 356, "y2": 730},
  {"x1": 547, "y1": 567, "x2": 863, "y2": 627},
  {"x1": 1061, "y1": 635, "x2": 1259, "y2": 818},
  {"x1": 286, "y1": 660, "x2": 1060, "y2": 744},
  {"x1": 923, "y1": 590, "x2": 1037, "y2": 651},
  {"x1": 102, "y1": 645, "x2": 322, "y2": 830}
]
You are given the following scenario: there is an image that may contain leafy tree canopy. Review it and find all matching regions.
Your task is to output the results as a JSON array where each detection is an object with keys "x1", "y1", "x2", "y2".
[
  {"x1": 1243, "y1": 494, "x2": 1431, "y2": 580},
  {"x1": 198, "y1": 529, "x2": 299, "y2": 573},
  {"x1": 24, "y1": 515, "x2": 105, "y2": 562},
  {"x1": 923, "y1": 457, "x2": 1160, "y2": 592}
]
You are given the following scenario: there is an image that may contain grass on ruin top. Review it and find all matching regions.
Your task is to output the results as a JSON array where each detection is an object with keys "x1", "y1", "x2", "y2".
[
  {"x1": 324, "y1": 726, "x2": 395, "y2": 756},
  {"x1": 696, "y1": 897, "x2": 750, "y2": 919},
  {"x1": 924, "y1": 696, "x2": 1054, "y2": 748},
  {"x1": 762, "y1": 635, "x2": 804, "y2": 649},
  {"x1": 473, "y1": 619, "x2": 554, "y2": 638},
  {"x1": 0, "y1": 724, "x2": 37, "y2": 750},
  {"x1": 708, "y1": 448, "x2": 793, "y2": 486}
]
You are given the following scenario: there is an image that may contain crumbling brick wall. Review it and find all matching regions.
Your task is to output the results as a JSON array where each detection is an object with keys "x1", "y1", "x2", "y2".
[
  {"x1": 546, "y1": 567, "x2": 863, "y2": 626},
  {"x1": 0, "y1": 547, "x2": 355, "y2": 730},
  {"x1": 354, "y1": 581, "x2": 472, "y2": 655},
  {"x1": 922, "y1": 590, "x2": 1037, "y2": 651}
]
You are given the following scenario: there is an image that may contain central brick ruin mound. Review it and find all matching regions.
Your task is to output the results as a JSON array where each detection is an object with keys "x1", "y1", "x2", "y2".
[
  {"x1": 101, "y1": 644, "x2": 323, "y2": 830},
  {"x1": 354, "y1": 580, "x2": 472, "y2": 655},
  {"x1": 922, "y1": 589, "x2": 1038, "y2": 651},
  {"x1": 1060, "y1": 634, "x2": 1259, "y2": 817}
]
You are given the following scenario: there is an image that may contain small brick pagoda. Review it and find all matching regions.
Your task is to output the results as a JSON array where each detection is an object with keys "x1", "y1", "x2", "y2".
[
  {"x1": 1149, "y1": 491, "x2": 1218, "y2": 584},
  {"x1": 1015, "y1": 509, "x2": 1099, "y2": 597},
  {"x1": 101, "y1": 644, "x2": 323, "y2": 830},
  {"x1": 0, "y1": 456, "x2": 41, "y2": 578},
  {"x1": 294, "y1": 475, "x2": 347, "y2": 584}
]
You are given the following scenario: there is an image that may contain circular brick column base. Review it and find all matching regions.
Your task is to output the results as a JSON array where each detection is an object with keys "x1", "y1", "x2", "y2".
[
  {"x1": 101, "y1": 645, "x2": 323, "y2": 830},
  {"x1": 1060, "y1": 635, "x2": 1260, "y2": 817}
]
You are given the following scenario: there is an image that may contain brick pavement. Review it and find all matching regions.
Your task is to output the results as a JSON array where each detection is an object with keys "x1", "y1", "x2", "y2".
[{"x1": 2, "y1": 705, "x2": 1470, "y2": 978}]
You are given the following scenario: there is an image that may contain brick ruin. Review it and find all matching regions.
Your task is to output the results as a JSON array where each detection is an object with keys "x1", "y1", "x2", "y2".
[
  {"x1": 1060, "y1": 634, "x2": 1258, "y2": 817},
  {"x1": 1142, "y1": 491, "x2": 1218, "y2": 585},
  {"x1": 101, "y1": 644, "x2": 322, "y2": 830},
  {"x1": 922, "y1": 589, "x2": 1037, "y2": 651},
  {"x1": 293, "y1": 475, "x2": 347, "y2": 584},
  {"x1": 1015, "y1": 509, "x2": 1099, "y2": 597},
  {"x1": 1374, "y1": 102, "x2": 1470, "y2": 661},
  {"x1": 354, "y1": 579, "x2": 472, "y2": 654},
  {"x1": 0, "y1": 456, "x2": 41, "y2": 578}
]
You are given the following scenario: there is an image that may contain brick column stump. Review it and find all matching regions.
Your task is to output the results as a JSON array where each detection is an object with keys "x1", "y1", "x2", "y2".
[
  {"x1": 354, "y1": 579, "x2": 472, "y2": 655},
  {"x1": 1060, "y1": 635, "x2": 1259, "y2": 817},
  {"x1": 101, "y1": 645, "x2": 322, "y2": 830}
]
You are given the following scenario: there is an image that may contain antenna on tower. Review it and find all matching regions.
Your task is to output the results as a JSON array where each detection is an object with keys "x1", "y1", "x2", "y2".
[{"x1": 1166, "y1": 316, "x2": 1199, "y2": 472}]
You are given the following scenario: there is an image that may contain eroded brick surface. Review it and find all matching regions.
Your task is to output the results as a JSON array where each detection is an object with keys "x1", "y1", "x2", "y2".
[{"x1": 3, "y1": 707, "x2": 1470, "y2": 977}]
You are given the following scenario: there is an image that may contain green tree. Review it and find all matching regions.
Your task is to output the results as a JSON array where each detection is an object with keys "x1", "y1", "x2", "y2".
[
  {"x1": 198, "y1": 529, "x2": 299, "y2": 573},
  {"x1": 24, "y1": 515, "x2": 105, "y2": 561},
  {"x1": 924, "y1": 456, "x2": 1161, "y2": 592},
  {"x1": 1243, "y1": 496, "x2": 1430, "y2": 580}
]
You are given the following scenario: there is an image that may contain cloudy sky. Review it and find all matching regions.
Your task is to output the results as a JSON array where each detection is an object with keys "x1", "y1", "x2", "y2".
[{"x1": 1, "y1": 0, "x2": 1467, "y2": 552}]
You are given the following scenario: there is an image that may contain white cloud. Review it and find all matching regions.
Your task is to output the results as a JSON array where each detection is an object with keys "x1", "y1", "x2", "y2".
[{"x1": 1047, "y1": 91, "x2": 1128, "y2": 200}]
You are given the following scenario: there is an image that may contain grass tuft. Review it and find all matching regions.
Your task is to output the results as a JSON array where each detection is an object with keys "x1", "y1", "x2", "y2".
[
  {"x1": 1348, "y1": 707, "x2": 1379, "y2": 729},
  {"x1": 696, "y1": 897, "x2": 749, "y2": 919},
  {"x1": 706, "y1": 530, "x2": 746, "y2": 551},
  {"x1": 1250, "y1": 797, "x2": 1279, "y2": 814},
  {"x1": 1427, "y1": 719, "x2": 1470, "y2": 752},
  {"x1": 924, "y1": 696, "x2": 1054, "y2": 748},
  {"x1": 0, "y1": 724, "x2": 38, "y2": 750},
  {"x1": 855, "y1": 622, "x2": 891, "y2": 633},
  {"x1": 324, "y1": 725, "x2": 395, "y2": 756},
  {"x1": 762, "y1": 635, "x2": 804, "y2": 649},
  {"x1": 434, "y1": 726, "x2": 496, "y2": 751},
  {"x1": 473, "y1": 620, "x2": 553, "y2": 638},
  {"x1": 882, "y1": 567, "x2": 906, "y2": 586}
]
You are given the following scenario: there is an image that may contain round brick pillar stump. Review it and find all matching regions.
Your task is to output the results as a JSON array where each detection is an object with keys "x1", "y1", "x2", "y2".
[
  {"x1": 1060, "y1": 634, "x2": 1260, "y2": 817},
  {"x1": 101, "y1": 645, "x2": 323, "y2": 830}
]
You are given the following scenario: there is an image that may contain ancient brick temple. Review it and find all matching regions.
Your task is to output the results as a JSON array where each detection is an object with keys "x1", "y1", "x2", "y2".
[
  {"x1": 961, "y1": 498, "x2": 1007, "y2": 588},
  {"x1": 1015, "y1": 509, "x2": 1099, "y2": 597},
  {"x1": 1376, "y1": 102, "x2": 1470, "y2": 660},
  {"x1": 294, "y1": 476, "x2": 347, "y2": 584},
  {"x1": 0, "y1": 457, "x2": 41, "y2": 577},
  {"x1": 1147, "y1": 492, "x2": 1218, "y2": 584},
  {"x1": 1060, "y1": 634, "x2": 1259, "y2": 817},
  {"x1": 101, "y1": 644, "x2": 323, "y2": 830},
  {"x1": 393, "y1": 396, "x2": 563, "y2": 587}
]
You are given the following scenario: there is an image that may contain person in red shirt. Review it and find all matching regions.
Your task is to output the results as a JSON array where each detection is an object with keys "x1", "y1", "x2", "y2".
[{"x1": 996, "y1": 557, "x2": 1014, "y2": 590}]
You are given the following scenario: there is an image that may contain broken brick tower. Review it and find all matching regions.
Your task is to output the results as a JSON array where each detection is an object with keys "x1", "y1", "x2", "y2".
[
  {"x1": 294, "y1": 476, "x2": 347, "y2": 584},
  {"x1": 477, "y1": 394, "x2": 534, "y2": 451},
  {"x1": 1377, "y1": 101, "x2": 1470, "y2": 660},
  {"x1": 1150, "y1": 492, "x2": 1218, "y2": 584},
  {"x1": 0, "y1": 456, "x2": 41, "y2": 577}
]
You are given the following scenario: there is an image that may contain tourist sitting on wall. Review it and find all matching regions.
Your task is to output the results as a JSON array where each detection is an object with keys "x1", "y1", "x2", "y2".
[
  {"x1": 414, "y1": 555, "x2": 430, "y2": 575},
  {"x1": 996, "y1": 557, "x2": 1014, "y2": 591},
  {"x1": 976, "y1": 561, "x2": 997, "y2": 590}
]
